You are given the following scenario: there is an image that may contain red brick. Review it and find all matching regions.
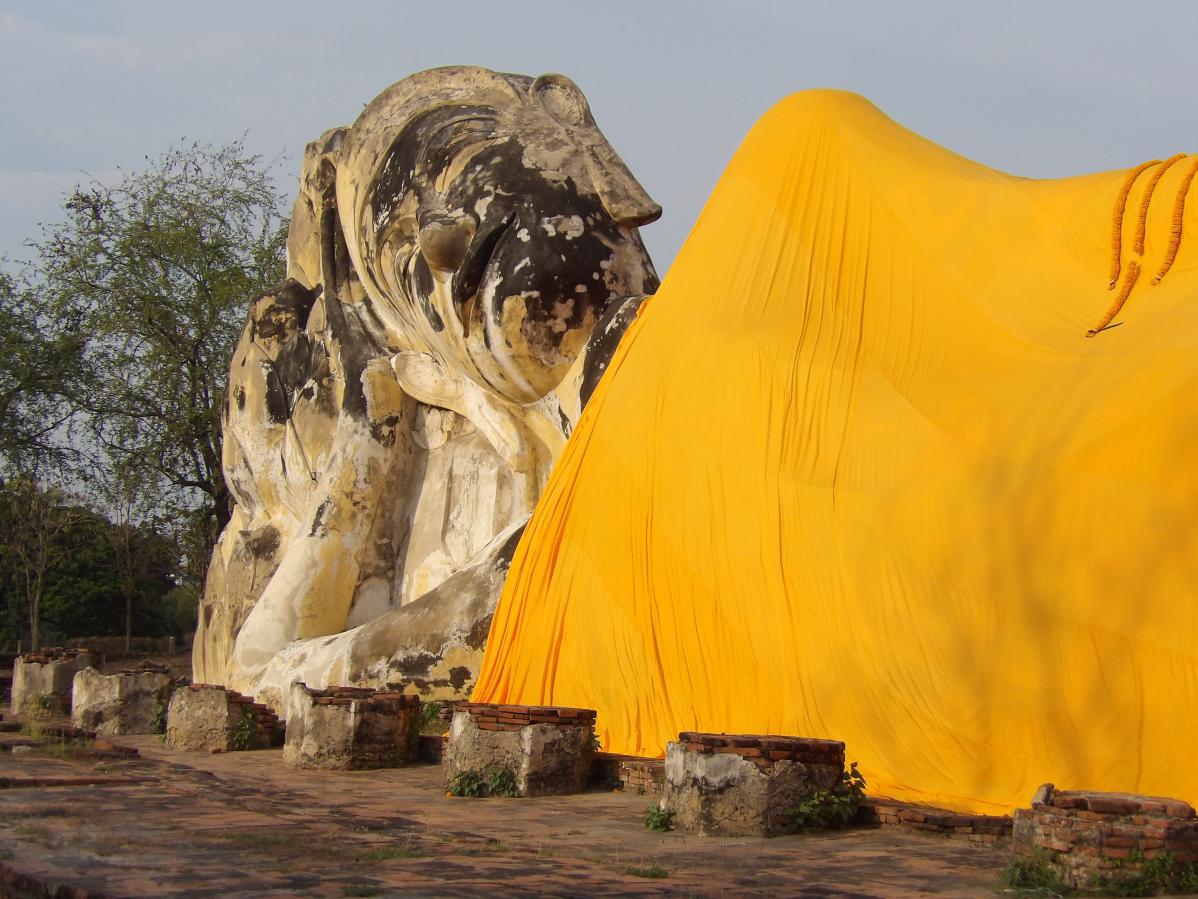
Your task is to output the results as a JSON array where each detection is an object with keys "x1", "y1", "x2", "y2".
[
  {"x1": 1102, "y1": 836, "x2": 1137, "y2": 848},
  {"x1": 1087, "y1": 797, "x2": 1140, "y2": 816}
]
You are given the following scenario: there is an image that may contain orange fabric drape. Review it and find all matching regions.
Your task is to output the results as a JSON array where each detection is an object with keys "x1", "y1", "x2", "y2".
[{"x1": 474, "y1": 90, "x2": 1198, "y2": 814}]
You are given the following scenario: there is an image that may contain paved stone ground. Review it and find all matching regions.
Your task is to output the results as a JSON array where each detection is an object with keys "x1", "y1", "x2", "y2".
[{"x1": 0, "y1": 730, "x2": 1010, "y2": 897}]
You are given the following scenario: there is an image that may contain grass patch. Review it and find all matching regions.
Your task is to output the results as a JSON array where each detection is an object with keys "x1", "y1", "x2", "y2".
[
  {"x1": 1094, "y1": 849, "x2": 1198, "y2": 896},
  {"x1": 1000, "y1": 851, "x2": 1070, "y2": 895},
  {"x1": 446, "y1": 766, "x2": 519, "y2": 798},
  {"x1": 625, "y1": 863, "x2": 669, "y2": 879},
  {"x1": 359, "y1": 838, "x2": 423, "y2": 861},
  {"x1": 220, "y1": 829, "x2": 303, "y2": 854}
]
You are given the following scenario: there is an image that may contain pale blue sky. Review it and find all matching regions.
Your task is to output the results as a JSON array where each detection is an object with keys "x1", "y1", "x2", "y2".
[{"x1": 3, "y1": 0, "x2": 1196, "y2": 274}]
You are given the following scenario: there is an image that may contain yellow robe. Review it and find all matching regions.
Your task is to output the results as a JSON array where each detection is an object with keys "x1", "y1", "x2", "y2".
[{"x1": 473, "y1": 90, "x2": 1198, "y2": 814}]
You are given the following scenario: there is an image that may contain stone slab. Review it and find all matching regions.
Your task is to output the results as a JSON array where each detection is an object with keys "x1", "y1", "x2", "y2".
[{"x1": 72, "y1": 667, "x2": 174, "y2": 735}]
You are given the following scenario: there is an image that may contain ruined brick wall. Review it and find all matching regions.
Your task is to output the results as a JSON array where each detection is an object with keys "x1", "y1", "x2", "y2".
[
  {"x1": 1013, "y1": 787, "x2": 1198, "y2": 889},
  {"x1": 456, "y1": 702, "x2": 596, "y2": 731},
  {"x1": 676, "y1": 732, "x2": 845, "y2": 771}
]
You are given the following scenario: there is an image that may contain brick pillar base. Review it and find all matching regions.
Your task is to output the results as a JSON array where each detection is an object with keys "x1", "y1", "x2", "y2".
[
  {"x1": 445, "y1": 703, "x2": 596, "y2": 797},
  {"x1": 1013, "y1": 784, "x2": 1198, "y2": 891},
  {"x1": 663, "y1": 732, "x2": 846, "y2": 836}
]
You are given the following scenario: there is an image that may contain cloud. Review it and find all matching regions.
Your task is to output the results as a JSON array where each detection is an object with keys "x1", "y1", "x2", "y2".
[{"x1": 0, "y1": 11, "x2": 279, "y2": 72}]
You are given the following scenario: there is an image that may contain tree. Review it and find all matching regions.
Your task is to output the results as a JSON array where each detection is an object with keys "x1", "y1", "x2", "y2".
[
  {"x1": 36, "y1": 139, "x2": 288, "y2": 584},
  {"x1": 0, "y1": 477, "x2": 81, "y2": 648},
  {"x1": 90, "y1": 459, "x2": 171, "y2": 653},
  {"x1": 0, "y1": 268, "x2": 84, "y2": 475},
  {"x1": 0, "y1": 478, "x2": 179, "y2": 649}
]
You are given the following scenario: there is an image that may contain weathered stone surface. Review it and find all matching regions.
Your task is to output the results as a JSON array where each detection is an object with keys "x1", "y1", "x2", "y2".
[
  {"x1": 164, "y1": 684, "x2": 280, "y2": 752},
  {"x1": 662, "y1": 734, "x2": 845, "y2": 836},
  {"x1": 11, "y1": 649, "x2": 95, "y2": 717},
  {"x1": 1012, "y1": 784, "x2": 1198, "y2": 890},
  {"x1": 282, "y1": 683, "x2": 421, "y2": 769},
  {"x1": 444, "y1": 704, "x2": 595, "y2": 796},
  {"x1": 71, "y1": 666, "x2": 173, "y2": 735},
  {"x1": 194, "y1": 66, "x2": 659, "y2": 703},
  {"x1": 250, "y1": 517, "x2": 524, "y2": 713}
]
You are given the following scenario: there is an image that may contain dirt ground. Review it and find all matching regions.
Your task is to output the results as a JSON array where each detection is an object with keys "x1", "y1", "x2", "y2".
[{"x1": 0, "y1": 725, "x2": 1013, "y2": 898}]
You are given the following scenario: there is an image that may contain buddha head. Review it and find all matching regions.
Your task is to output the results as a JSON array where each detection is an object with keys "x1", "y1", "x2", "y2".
[{"x1": 335, "y1": 66, "x2": 661, "y2": 405}]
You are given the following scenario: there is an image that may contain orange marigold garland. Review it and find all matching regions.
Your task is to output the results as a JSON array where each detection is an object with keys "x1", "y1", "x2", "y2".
[
  {"x1": 1089, "y1": 260, "x2": 1141, "y2": 336},
  {"x1": 1152, "y1": 157, "x2": 1198, "y2": 285},
  {"x1": 1109, "y1": 160, "x2": 1160, "y2": 289},
  {"x1": 1134, "y1": 154, "x2": 1186, "y2": 255}
]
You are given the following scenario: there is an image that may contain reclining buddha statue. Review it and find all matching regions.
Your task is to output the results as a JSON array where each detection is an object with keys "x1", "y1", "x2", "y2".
[
  {"x1": 193, "y1": 66, "x2": 661, "y2": 705},
  {"x1": 201, "y1": 72, "x2": 1198, "y2": 817}
]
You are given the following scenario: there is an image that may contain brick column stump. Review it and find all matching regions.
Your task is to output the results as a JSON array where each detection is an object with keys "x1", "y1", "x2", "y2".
[
  {"x1": 663, "y1": 732, "x2": 846, "y2": 836},
  {"x1": 11, "y1": 648, "x2": 96, "y2": 718},
  {"x1": 283, "y1": 683, "x2": 421, "y2": 769},
  {"x1": 164, "y1": 684, "x2": 281, "y2": 752},
  {"x1": 445, "y1": 703, "x2": 596, "y2": 796},
  {"x1": 72, "y1": 663, "x2": 174, "y2": 735},
  {"x1": 1012, "y1": 785, "x2": 1198, "y2": 891}
]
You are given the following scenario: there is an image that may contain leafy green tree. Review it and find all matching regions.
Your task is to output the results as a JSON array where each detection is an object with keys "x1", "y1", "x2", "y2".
[
  {"x1": 37, "y1": 139, "x2": 288, "y2": 583},
  {"x1": 0, "y1": 269, "x2": 84, "y2": 474},
  {"x1": 0, "y1": 477, "x2": 83, "y2": 648},
  {"x1": 0, "y1": 479, "x2": 178, "y2": 648},
  {"x1": 40, "y1": 507, "x2": 176, "y2": 642}
]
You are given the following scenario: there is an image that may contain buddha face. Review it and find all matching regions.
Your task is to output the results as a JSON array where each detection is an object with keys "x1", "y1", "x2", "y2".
[{"x1": 341, "y1": 68, "x2": 661, "y2": 405}]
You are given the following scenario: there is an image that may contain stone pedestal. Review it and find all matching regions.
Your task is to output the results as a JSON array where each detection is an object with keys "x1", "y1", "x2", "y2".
[
  {"x1": 1012, "y1": 785, "x2": 1198, "y2": 891},
  {"x1": 445, "y1": 703, "x2": 596, "y2": 797},
  {"x1": 283, "y1": 684, "x2": 421, "y2": 769},
  {"x1": 164, "y1": 684, "x2": 280, "y2": 752},
  {"x1": 72, "y1": 664, "x2": 174, "y2": 735},
  {"x1": 11, "y1": 648, "x2": 96, "y2": 717},
  {"x1": 662, "y1": 732, "x2": 845, "y2": 836}
]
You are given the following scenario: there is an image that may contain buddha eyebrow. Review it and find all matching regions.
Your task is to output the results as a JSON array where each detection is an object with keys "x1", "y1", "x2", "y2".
[{"x1": 422, "y1": 113, "x2": 501, "y2": 162}]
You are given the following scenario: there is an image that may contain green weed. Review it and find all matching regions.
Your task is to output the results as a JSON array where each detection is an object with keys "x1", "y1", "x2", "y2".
[
  {"x1": 786, "y1": 761, "x2": 867, "y2": 830},
  {"x1": 625, "y1": 863, "x2": 669, "y2": 879},
  {"x1": 642, "y1": 803, "x2": 674, "y2": 832}
]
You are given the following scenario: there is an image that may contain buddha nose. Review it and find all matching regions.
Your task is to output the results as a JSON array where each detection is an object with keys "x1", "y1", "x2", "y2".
[{"x1": 585, "y1": 142, "x2": 663, "y2": 227}]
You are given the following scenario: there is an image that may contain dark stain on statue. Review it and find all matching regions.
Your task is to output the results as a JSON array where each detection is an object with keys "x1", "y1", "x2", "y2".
[
  {"x1": 579, "y1": 296, "x2": 645, "y2": 408},
  {"x1": 448, "y1": 666, "x2": 471, "y2": 690},
  {"x1": 467, "y1": 613, "x2": 495, "y2": 650},
  {"x1": 309, "y1": 499, "x2": 332, "y2": 537},
  {"x1": 369, "y1": 413, "x2": 401, "y2": 446},
  {"x1": 248, "y1": 525, "x2": 280, "y2": 559},
  {"x1": 412, "y1": 255, "x2": 443, "y2": 332},
  {"x1": 393, "y1": 650, "x2": 440, "y2": 677}
]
